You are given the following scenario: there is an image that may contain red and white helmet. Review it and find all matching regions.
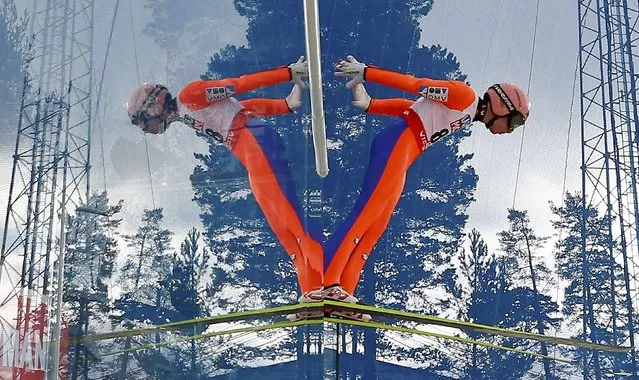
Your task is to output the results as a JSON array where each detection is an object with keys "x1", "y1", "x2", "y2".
[
  {"x1": 485, "y1": 83, "x2": 531, "y2": 130},
  {"x1": 125, "y1": 82, "x2": 174, "y2": 134}
]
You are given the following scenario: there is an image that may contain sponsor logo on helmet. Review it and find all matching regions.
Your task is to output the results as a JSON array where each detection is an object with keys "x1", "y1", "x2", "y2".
[
  {"x1": 205, "y1": 86, "x2": 236, "y2": 102},
  {"x1": 450, "y1": 114, "x2": 472, "y2": 132},
  {"x1": 419, "y1": 86, "x2": 449, "y2": 102},
  {"x1": 492, "y1": 85, "x2": 516, "y2": 113}
]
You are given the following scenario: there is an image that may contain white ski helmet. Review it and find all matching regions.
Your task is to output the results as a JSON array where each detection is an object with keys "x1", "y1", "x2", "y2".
[{"x1": 126, "y1": 82, "x2": 174, "y2": 134}]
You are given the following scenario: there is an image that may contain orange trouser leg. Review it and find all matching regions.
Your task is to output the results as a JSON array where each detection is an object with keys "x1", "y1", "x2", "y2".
[
  {"x1": 324, "y1": 119, "x2": 422, "y2": 292},
  {"x1": 339, "y1": 186, "x2": 404, "y2": 295},
  {"x1": 298, "y1": 237, "x2": 324, "y2": 292},
  {"x1": 230, "y1": 123, "x2": 323, "y2": 293}
]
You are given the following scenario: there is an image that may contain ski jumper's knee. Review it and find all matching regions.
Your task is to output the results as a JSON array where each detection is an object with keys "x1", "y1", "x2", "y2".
[
  {"x1": 325, "y1": 118, "x2": 425, "y2": 294},
  {"x1": 230, "y1": 122, "x2": 325, "y2": 293}
]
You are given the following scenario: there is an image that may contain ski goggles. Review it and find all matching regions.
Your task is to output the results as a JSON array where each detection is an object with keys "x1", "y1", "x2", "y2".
[
  {"x1": 484, "y1": 112, "x2": 525, "y2": 132},
  {"x1": 505, "y1": 112, "x2": 526, "y2": 131}
]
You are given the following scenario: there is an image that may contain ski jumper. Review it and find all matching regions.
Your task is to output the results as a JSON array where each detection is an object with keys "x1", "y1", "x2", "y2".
[
  {"x1": 178, "y1": 67, "x2": 323, "y2": 293},
  {"x1": 324, "y1": 67, "x2": 479, "y2": 295}
]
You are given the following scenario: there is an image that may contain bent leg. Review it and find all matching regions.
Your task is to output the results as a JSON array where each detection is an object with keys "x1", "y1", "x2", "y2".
[
  {"x1": 340, "y1": 183, "x2": 404, "y2": 295},
  {"x1": 324, "y1": 118, "x2": 422, "y2": 291},
  {"x1": 230, "y1": 122, "x2": 322, "y2": 292}
]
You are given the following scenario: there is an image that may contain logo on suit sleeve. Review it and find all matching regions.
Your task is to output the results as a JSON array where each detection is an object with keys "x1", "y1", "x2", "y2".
[
  {"x1": 419, "y1": 86, "x2": 449, "y2": 102},
  {"x1": 205, "y1": 86, "x2": 236, "y2": 102}
]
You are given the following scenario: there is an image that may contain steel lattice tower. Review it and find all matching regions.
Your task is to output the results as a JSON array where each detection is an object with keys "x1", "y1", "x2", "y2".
[
  {"x1": 0, "y1": 0, "x2": 94, "y2": 377},
  {"x1": 578, "y1": 0, "x2": 639, "y2": 377}
]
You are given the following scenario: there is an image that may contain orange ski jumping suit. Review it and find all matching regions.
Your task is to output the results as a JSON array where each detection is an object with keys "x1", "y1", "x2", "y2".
[
  {"x1": 324, "y1": 67, "x2": 479, "y2": 295},
  {"x1": 178, "y1": 67, "x2": 323, "y2": 294}
]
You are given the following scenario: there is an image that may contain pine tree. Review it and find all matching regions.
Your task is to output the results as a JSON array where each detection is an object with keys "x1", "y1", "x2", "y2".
[
  {"x1": 497, "y1": 209, "x2": 560, "y2": 379},
  {"x1": 119, "y1": 208, "x2": 173, "y2": 299},
  {"x1": 550, "y1": 192, "x2": 628, "y2": 377},
  {"x1": 114, "y1": 208, "x2": 174, "y2": 379},
  {"x1": 166, "y1": 228, "x2": 211, "y2": 378},
  {"x1": 63, "y1": 192, "x2": 122, "y2": 379},
  {"x1": 455, "y1": 229, "x2": 536, "y2": 379}
]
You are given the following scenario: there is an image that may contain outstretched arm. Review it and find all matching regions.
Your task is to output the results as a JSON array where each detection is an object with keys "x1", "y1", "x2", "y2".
[
  {"x1": 351, "y1": 83, "x2": 414, "y2": 116},
  {"x1": 368, "y1": 99, "x2": 415, "y2": 116},
  {"x1": 337, "y1": 55, "x2": 476, "y2": 112},
  {"x1": 365, "y1": 67, "x2": 474, "y2": 110},
  {"x1": 240, "y1": 99, "x2": 290, "y2": 116},
  {"x1": 179, "y1": 68, "x2": 289, "y2": 111},
  {"x1": 179, "y1": 57, "x2": 308, "y2": 111},
  {"x1": 239, "y1": 84, "x2": 303, "y2": 116}
]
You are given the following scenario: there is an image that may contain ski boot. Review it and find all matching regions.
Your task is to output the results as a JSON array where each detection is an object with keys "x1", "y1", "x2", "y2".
[
  {"x1": 323, "y1": 285, "x2": 372, "y2": 322},
  {"x1": 286, "y1": 288, "x2": 324, "y2": 322}
]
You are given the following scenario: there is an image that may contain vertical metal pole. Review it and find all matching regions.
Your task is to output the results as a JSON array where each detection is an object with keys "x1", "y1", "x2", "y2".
[
  {"x1": 48, "y1": 205, "x2": 66, "y2": 380},
  {"x1": 303, "y1": 0, "x2": 329, "y2": 178}
]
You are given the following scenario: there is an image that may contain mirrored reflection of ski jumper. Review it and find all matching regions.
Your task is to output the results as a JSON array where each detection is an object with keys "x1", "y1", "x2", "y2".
[{"x1": 125, "y1": 58, "x2": 323, "y2": 299}]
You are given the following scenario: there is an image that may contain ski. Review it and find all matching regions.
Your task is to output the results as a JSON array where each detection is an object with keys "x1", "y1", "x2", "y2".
[
  {"x1": 102, "y1": 318, "x2": 324, "y2": 357},
  {"x1": 103, "y1": 315, "x2": 576, "y2": 367},
  {"x1": 78, "y1": 300, "x2": 631, "y2": 353},
  {"x1": 324, "y1": 300, "x2": 631, "y2": 353},
  {"x1": 75, "y1": 302, "x2": 324, "y2": 344},
  {"x1": 324, "y1": 316, "x2": 577, "y2": 365},
  {"x1": 327, "y1": 316, "x2": 627, "y2": 375}
]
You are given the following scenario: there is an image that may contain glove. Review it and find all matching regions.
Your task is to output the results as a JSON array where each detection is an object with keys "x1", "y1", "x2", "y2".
[
  {"x1": 351, "y1": 83, "x2": 371, "y2": 111},
  {"x1": 285, "y1": 84, "x2": 303, "y2": 111},
  {"x1": 335, "y1": 55, "x2": 367, "y2": 89},
  {"x1": 288, "y1": 56, "x2": 308, "y2": 88}
]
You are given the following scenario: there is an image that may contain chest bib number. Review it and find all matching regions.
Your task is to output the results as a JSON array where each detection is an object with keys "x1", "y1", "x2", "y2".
[
  {"x1": 205, "y1": 128, "x2": 224, "y2": 143},
  {"x1": 430, "y1": 128, "x2": 449, "y2": 143}
]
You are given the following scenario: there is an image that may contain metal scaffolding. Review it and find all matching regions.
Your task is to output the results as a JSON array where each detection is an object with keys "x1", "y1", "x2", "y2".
[
  {"x1": 578, "y1": 0, "x2": 639, "y2": 377},
  {"x1": 0, "y1": 0, "x2": 94, "y2": 377}
]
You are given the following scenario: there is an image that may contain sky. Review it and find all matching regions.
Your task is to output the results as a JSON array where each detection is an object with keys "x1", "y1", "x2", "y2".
[
  {"x1": 419, "y1": 0, "x2": 581, "y2": 258},
  {"x1": 0, "y1": 0, "x2": 583, "y2": 287}
]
